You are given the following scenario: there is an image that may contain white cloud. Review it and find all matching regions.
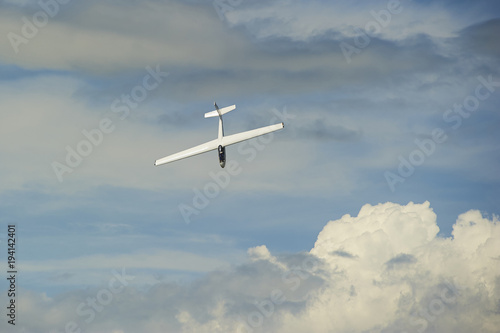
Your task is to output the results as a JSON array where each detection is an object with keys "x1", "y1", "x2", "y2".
[
  {"x1": 283, "y1": 201, "x2": 499, "y2": 333},
  {"x1": 6, "y1": 201, "x2": 499, "y2": 332}
]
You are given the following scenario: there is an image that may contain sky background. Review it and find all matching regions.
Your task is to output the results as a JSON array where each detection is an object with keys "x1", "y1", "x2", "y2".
[{"x1": 0, "y1": 0, "x2": 499, "y2": 332}]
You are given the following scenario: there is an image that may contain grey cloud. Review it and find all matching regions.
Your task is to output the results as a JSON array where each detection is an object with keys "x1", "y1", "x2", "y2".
[
  {"x1": 157, "y1": 110, "x2": 196, "y2": 127},
  {"x1": 459, "y1": 18, "x2": 500, "y2": 61},
  {"x1": 331, "y1": 250, "x2": 357, "y2": 258},
  {"x1": 5, "y1": 252, "x2": 324, "y2": 332},
  {"x1": 302, "y1": 119, "x2": 362, "y2": 142},
  {"x1": 385, "y1": 253, "x2": 417, "y2": 270},
  {"x1": 274, "y1": 113, "x2": 362, "y2": 143},
  {"x1": 1, "y1": 0, "x2": 465, "y2": 100}
]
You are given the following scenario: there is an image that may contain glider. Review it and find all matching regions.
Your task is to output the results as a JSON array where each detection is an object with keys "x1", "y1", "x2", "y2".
[{"x1": 154, "y1": 103, "x2": 284, "y2": 168}]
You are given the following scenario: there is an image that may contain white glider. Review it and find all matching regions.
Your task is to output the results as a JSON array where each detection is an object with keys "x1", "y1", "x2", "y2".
[{"x1": 155, "y1": 103, "x2": 284, "y2": 168}]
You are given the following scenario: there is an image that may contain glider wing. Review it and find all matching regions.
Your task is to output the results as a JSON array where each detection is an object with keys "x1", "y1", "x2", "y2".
[
  {"x1": 221, "y1": 123, "x2": 284, "y2": 147},
  {"x1": 154, "y1": 139, "x2": 219, "y2": 166}
]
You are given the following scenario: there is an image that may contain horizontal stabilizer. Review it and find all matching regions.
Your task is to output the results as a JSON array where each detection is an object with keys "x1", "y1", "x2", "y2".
[{"x1": 204, "y1": 104, "x2": 236, "y2": 118}]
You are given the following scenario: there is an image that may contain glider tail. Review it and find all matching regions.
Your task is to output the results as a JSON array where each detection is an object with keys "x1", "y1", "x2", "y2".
[{"x1": 204, "y1": 103, "x2": 236, "y2": 118}]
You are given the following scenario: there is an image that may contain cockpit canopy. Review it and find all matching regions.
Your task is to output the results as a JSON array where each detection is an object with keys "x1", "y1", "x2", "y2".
[{"x1": 218, "y1": 145, "x2": 226, "y2": 168}]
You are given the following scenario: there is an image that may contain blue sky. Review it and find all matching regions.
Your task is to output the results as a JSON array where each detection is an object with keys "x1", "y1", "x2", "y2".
[{"x1": 0, "y1": 0, "x2": 499, "y2": 332}]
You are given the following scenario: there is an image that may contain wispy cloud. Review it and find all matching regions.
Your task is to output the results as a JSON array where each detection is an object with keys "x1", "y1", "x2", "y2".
[{"x1": 21, "y1": 249, "x2": 230, "y2": 273}]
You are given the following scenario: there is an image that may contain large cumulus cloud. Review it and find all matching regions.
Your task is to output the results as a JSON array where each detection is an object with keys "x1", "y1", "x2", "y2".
[
  {"x1": 293, "y1": 201, "x2": 500, "y2": 332},
  {"x1": 3, "y1": 201, "x2": 499, "y2": 332}
]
